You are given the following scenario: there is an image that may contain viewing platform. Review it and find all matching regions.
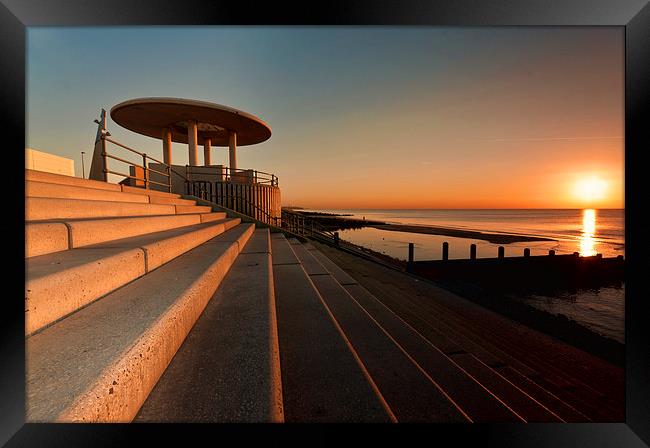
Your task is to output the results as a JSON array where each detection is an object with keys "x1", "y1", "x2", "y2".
[{"x1": 90, "y1": 97, "x2": 281, "y2": 225}]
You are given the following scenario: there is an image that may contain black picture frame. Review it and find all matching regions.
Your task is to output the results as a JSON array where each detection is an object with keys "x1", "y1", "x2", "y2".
[{"x1": 1, "y1": 0, "x2": 648, "y2": 446}]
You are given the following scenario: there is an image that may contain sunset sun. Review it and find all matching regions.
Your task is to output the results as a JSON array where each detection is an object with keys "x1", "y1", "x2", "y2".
[{"x1": 573, "y1": 176, "x2": 608, "y2": 203}]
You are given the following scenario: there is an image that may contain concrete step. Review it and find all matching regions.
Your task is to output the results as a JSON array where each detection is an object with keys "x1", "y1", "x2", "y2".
[
  {"x1": 26, "y1": 197, "x2": 177, "y2": 221},
  {"x1": 148, "y1": 196, "x2": 196, "y2": 206},
  {"x1": 174, "y1": 205, "x2": 212, "y2": 214},
  {"x1": 135, "y1": 228, "x2": 283, "y2": 422},
  {"x1": 289, "y1": 239, "x2": 470, "y2": 422},
  {"x1": 25, "y1": 212, "x2": 227, "y2": 258},
  {"x1": 270, "y1": 233, "x2": 390, "y2": 422},
  {"x1": 26, "y1": 223, "x2": 255, "y2": 422},
  {"x1": 26, "y1": 180, "x2": 151, "y2": 203},
  {"x1": 121, "y1": 185, "x2": 181, "y2": 198},
  {"x1": 25, "y1": 218, "x2": 242, "y2": 335},
  {"x1": 25, "y1": 222, "x2": 70, "y2": 258},
  {"x1": 26, "y1": 169, "x2": 123, "y2": 192}
]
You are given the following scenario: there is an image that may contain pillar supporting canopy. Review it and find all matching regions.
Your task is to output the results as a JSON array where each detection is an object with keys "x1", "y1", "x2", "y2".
[
  {"x1": 229, "y1": 131, "x2": 237, "y2": 171},
  {"x1": 204, "y1": 138, "x2": 212, "y2": 166},
  {"x1": 162, "y1": 127, "x2": 173, "y2": 165}
]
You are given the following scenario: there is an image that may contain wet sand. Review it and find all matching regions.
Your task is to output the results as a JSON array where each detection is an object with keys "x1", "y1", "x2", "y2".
[{"x1": 369, "y1": 224, "x2": 555, "y2": 244}]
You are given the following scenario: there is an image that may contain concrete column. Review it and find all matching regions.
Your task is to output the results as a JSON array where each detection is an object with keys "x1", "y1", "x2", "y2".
[
  {"x1": 162, "y1": 127, "x2": 173, "y2": 165},
  {"x1": 188, "y1": 120, "x2": 199, "y2": 166},
  {"x1": 229, "y1": 130, "x2": 237, "y2": 171},
  {"x1": 203, "y1": 138, "x2": 212, "y2": 166}
]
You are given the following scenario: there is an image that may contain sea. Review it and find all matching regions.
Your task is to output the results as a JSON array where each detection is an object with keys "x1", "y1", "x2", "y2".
[{"x1": 303, "y1": 208, "x2": 625, "y2": 343}]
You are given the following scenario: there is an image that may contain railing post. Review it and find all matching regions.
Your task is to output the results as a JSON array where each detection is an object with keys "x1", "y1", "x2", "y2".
[
  {"x1": 167, "y1": 165, "x2": 172, "y2": 193},
  {"x1": 100, "y1": 133, "x2": 108, "y2": 182},
  {"x1": 442, "y1": 242, "x2": 449, "y2": 261},
  {"x1": 142, "y1": 153, "x2": 148, "y2": 189},
  {"x1": 470, "y1": 244, "x2": 477, "y2": 260},
  {"x1": 407, "y1": 243, "x2": 414, "y2": 272}
]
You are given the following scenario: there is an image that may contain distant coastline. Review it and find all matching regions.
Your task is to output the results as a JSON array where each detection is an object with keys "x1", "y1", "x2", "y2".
[
  {"x1": 369, "y1": 224, "x2": 554, "y2": 244},
  {"x1": 289, "y1": 210, "x2": 555, "y2": 244}
]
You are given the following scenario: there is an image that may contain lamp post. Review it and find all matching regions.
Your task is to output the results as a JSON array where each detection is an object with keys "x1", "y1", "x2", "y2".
[{"x1": 81, "y1": 151, "x2": 86, "y2": 179}]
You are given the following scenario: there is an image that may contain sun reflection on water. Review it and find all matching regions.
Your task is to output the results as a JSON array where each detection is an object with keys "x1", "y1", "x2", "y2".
[{"x1": 580, "y1": 209, "x2": 597, "y2": 256}]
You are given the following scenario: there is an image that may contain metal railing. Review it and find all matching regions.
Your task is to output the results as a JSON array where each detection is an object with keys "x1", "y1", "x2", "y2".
[
  {"x1": 95, "y1": 114, "x2": 279, "y2": 200},
  {"x1": 185, "y1": 165, "x2": 278, "y2": 187},
  {"x1": 280, "y1": 208, "x2": 406, "y2": 270},
  {"x1": 187, "y1": 180, "x2": 281, "y2": 227},
  {"x1": 102, "y1": 136, "x2": 174, "y2": 192},
  {"x1": 281, "y1": 209, "x2": 336, "y2": 239}
]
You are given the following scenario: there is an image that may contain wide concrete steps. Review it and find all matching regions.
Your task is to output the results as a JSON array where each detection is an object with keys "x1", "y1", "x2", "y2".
[
  {"x1": 27, "y1": 180, "x2": 196, "y2": 205},
  {"x1": 26, "y1": 169, "x2": 181, "y2": 198},
  {"x1": 135, "y1": 228, "x2": 283, "y2": 422},
  {"x1": 26, "y1": 197, "x2": 212, "y2": 221},
  {"x1": 26, "y1": 223, "x2": 255, "y2": 422},
  {"x1": 271, "y1": 233, "x2": 391, "y2": 422},
  {"x1": 26, "y1": 217, "x2": 241, "y2": 335},
  {"x1": 26, "y1": 211, "x2": 227, "y2": 258}
]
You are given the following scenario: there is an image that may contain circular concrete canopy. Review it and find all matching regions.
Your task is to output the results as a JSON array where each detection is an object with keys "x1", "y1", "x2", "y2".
[{"x1": 110, "y1": 97, "x2": 272, "y2": 146}]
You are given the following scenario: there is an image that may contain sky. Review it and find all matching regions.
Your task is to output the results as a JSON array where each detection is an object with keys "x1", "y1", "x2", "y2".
[{"x1": 27, "y1": 27, "x2": 624, "y2": 209}]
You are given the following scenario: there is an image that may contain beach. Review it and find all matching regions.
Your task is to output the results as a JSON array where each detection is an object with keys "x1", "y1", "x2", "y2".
[{"x1": 369, "y1": 223, "x2": 554, "y2": 244}]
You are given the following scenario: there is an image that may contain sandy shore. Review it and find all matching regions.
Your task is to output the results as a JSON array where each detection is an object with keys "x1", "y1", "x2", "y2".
[{"x1": 369, "y1": 224, "x2": 555, "y2": 244}]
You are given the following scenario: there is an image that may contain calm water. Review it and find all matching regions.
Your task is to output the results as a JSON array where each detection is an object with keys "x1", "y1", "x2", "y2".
[{"x1": 305, "y1": 209, "x2": 625, "y2": 343}]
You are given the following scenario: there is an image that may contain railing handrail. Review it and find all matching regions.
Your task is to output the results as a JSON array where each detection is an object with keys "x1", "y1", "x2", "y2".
[
  {"x1": 184, "y1": 164, "x2": 278, "y2": 187},
  {"x1": 99, "y1": 128, "x2": 279, "y2": 192},
  {"x1": 104, "y1": 137, "x2": 167, "y2": 166}
]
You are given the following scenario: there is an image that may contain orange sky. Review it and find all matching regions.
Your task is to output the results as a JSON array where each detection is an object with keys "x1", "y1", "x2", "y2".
[{"x1": 28, "y1": 27, "x2": 624, "y2": 209}]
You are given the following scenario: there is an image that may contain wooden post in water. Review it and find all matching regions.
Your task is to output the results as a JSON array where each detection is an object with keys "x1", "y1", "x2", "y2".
[
  {"x1": 470, "y1": 244, "x2": 477, "y2": 260},
  {"x1": 524, "y1": 248, "x2": 530, "y2": 257},
  {"x1": 442, "y1": 242, "x2": 449, "y2": 261},
  {"x1": 548, "y1": 250, "x2": 555, "y2": 256},
  {"x1": 334, "y1": 232, "x2": 340, "y2": 246},
  {"x1": 498, "y1": 246, "x2": 505, "y2": 259},
  {"x1": 407, "y1": 243, "x2": 414, "y2": 272}
]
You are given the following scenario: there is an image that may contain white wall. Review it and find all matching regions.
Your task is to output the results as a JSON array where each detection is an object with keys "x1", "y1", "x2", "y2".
[{"x1": 25, "y1": 148, "x2": 75, "y2": 177}]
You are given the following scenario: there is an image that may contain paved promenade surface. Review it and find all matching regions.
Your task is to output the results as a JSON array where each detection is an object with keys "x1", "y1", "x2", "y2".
[{"x1": 313, "y1": 241, "x2": 625, "y2": 422}]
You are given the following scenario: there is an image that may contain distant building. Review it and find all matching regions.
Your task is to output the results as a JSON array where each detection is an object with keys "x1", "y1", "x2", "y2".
[{"x1": 25, "y1": 148, "x2": 75, "y2": 177}]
